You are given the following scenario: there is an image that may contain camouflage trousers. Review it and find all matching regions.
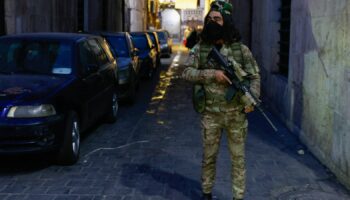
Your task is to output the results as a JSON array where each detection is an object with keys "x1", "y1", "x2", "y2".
[{"x1": 201, "y1": 110, "x2": 248, "y2": 199}]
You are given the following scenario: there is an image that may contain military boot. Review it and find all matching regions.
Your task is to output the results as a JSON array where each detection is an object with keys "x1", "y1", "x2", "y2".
[{"x1": 202, "y1": 193, "x2": 212, "y2": 200}]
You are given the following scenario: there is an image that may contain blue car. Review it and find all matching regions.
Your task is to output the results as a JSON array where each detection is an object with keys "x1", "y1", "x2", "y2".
[
  {"x1": 130, "y1": 32, "x2": 157, "y2": 78},
  {"x1": 0, "y1": 33, "x2": 119, "y2": 165},
  {"x1": 156, "y1": 30, "x2": 172, "y2": 58},
  {"x1": 146, "y1": 31, "x2": 161, "y2": 68},
  {"x1": 99, "y1": 32, "x2": 140, "y2": 102}
]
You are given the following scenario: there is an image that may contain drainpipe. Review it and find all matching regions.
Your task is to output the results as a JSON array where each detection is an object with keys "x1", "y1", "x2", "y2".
[
  {"x1": 84, "y1": 0, "x2": 89, "y2": 31},
  {"x1": 0, "y1": 0, "x2": 5, "y2": 35}
]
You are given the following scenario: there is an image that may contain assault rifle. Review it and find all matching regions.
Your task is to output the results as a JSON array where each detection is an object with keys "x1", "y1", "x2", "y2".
[{"x1": 207, "y1": 47, "x2": 278, "y2": 132}]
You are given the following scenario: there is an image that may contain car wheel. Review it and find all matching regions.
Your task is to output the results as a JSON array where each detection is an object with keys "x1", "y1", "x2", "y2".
[
  {"x1": 106, "y1": 92, "x2": 118, "y2": 123},
  {"x1": 56, "y1": 111, "x2": 80, "y2": 165}
]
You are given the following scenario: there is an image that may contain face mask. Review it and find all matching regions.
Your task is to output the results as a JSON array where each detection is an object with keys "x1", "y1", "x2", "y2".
[{"x1": 204, "y1": 21, "x2": 224, "y2": 41}]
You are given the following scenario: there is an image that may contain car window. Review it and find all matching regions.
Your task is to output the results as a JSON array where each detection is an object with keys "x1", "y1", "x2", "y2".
[
  {"x1": 50, "y1": 43, "x2": 73, "y2": 74},
  {"x1": 87, "y1": 39, "x2": 109, "y2": 66},
  {"x1": 145, "y1": 35, "x2": 154, "y2": 48},
  {"x1": 126, "y1": 35, "x2": 135, "y2": 50},
  {"x1": 105, "y1": 36, "x2": 129, "y2": 57},
  {"x1": 79, "y1": 40, "x2": 99, "y2": 74},
  {"x1": 99, "y1": 38, "x2": 115, "y2": 62},
  {"x1": 148, "y1": 33, "x2": 156, "y2": 44},
  {"x1": 157, "y1": 32, "x2": 166, "y2": 41},
  {"x1": 0, "y1": 39, "x2": 73, "y2": 75},
  {"x1": 0, "y1": 41, "x2": 22, "y2": 73},
  {"x1": 131, "y1": 35, "x2": 149, "y2": 51}
]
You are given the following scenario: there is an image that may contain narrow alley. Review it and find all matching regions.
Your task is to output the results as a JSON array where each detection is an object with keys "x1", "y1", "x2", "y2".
[{"x1": 1, "y1": 45, "x2": 349, "y2": 200}]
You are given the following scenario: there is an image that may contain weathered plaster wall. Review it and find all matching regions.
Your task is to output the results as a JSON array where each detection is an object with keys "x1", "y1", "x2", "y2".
[
  {"x1": 128, "y1": 0, "x2": 147, "y2": 31},
  {"x1": 291, "y1": 0, "x2": 350, "y2": 189},
  {"x1": 5, "y1": 0, "x2": 77, "y2": 34},
  {"x1": 251, "y1": 0, "x2": 350, "y2": 189},
  {"x1": 4, "y1": 0, "x2": 125, "y2": 34},
  {"x1": 229, "y1": 0, "x2": 251, "y2": 47}
]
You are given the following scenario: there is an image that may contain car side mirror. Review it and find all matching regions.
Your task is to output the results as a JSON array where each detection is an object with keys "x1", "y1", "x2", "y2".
[{"x1": 133, "y1": 48, "x2": 139, "y2": 56}]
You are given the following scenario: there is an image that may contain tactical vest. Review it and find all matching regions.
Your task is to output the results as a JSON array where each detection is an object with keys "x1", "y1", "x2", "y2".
[
  {"x1": 199, "y1": 42, "x2": 245, "y2": 70},
  {"x1": 192, "y1": 42, "x2": 246, "y2": 113}
]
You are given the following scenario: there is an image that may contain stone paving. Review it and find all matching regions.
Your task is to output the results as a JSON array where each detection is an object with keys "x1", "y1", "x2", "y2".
[{"x1": 0, "y1": 45, "x2": 349, "y2": 200}]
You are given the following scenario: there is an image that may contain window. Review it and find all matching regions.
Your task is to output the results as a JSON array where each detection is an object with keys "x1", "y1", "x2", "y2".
[{"x1": 278, "y1": 0, "x2": 291, "y2": 76}]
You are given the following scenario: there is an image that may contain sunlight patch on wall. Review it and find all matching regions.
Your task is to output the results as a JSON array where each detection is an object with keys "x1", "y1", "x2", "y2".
[{"x1": 175, "y1": 0, "x2": 197, "y2": 9}]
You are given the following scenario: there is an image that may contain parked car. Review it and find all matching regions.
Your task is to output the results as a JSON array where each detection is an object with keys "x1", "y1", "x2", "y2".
[
  {"x1": 130, "y1": 32, "x2": 157, "y2": 78},
  {"x1": 98, "y1": 32, "x2": 140, "y2": 102},
  {"x1": 146, "y1": 31, "x2": 161, "y2": 68},
  {"x1": 0, "y1": 33, "x2": 119, "y2": 165},
  {"x1": 155, "y1": 30, "x2": 172, "y2": 58}
]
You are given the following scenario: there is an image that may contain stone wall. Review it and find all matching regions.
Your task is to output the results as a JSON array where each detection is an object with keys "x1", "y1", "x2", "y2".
[
  {"x1": 4, "y1": 0, "x2": 125, "y2": 34},
  {"x1": 291, "y1": 0, "x2": 350, "y2": 189},
  {"x1": 229, "y1": 0, "x2": 251, "y2": 47},
  {"x1": 251, "y1": 0, "x2": 350, "y2": 189},
  {"x1": 5, "y1": 0, "x2": 77, "y2": 34},
  {"x1": 128, "y1": 0, "x2": 147, "y2": 31}
]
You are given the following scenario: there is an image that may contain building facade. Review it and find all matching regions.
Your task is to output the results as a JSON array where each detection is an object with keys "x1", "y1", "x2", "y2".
[
  {"x1": 0, "y1": 0, "x2": 149, "y2": 34},
  {"x1": 230, "y1": 0, "x2": 350, "y2": 189},
  {"x1": 128, "y1": 0, "x2": 147, "y2": 31}
]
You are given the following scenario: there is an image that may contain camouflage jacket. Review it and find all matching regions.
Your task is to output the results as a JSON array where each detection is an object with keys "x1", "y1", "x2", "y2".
[{"x1": 182, "y1": 42, "x2": 261, "y2": 113}]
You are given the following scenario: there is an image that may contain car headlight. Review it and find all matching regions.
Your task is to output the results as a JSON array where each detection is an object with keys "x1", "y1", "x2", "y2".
[{"x1": 7, "y1": 104, "x2": 56, "y2": 118}]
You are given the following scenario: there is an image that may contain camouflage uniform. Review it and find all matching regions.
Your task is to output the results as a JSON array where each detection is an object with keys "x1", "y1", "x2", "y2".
[{"x1": 182, "y1": 42, "x2": 260, "y2": 199}]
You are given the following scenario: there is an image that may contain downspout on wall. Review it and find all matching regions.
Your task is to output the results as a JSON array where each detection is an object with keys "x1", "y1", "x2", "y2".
[{"x1": 0, "y1": 0, "x2": 5, "y2": 35}]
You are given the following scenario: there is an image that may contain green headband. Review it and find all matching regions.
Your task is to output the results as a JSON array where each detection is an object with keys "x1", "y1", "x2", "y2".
[{"x1": 210, "y1": 0, "x2": 233, "y2": 15}]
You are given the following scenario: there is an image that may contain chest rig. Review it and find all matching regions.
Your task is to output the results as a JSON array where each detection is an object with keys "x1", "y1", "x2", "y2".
[
  {"x1": 198, "y1": 42, "x2": 245, "y2": 70},
  {"x1": 192, "y1": 42, "x2": 246, "y2": 113}
]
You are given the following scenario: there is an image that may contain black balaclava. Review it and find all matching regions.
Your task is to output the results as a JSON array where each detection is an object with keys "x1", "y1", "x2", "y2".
[
  {"x1": 203, "y1": 1, "x2": 233, "y2": 42},
  {"x1": 204, "y1": 20, "x2": 224, "y2": 41}
]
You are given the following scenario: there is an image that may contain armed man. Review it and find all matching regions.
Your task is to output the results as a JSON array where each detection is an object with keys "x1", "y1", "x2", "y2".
[{"x1": 182, "y1": 1, "x2": 261, "y2": 200}]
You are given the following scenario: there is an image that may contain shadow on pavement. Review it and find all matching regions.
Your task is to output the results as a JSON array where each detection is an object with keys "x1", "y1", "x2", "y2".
[
  {"x1": 120, "y1": 163, "x2": 202, "y2": 199},
  {"x1": 0, "y1": 154, "x2": 51, "y2": 174}
]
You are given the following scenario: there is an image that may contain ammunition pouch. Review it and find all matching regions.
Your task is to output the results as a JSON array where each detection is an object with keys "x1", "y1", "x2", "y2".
[{"x1": 192, "y1": 84, "x2": 206, "y2": 113}]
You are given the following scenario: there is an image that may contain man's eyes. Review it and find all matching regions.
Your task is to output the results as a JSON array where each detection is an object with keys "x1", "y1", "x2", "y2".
[{"x1": 209, "y1": 16, "x2": 222, "y2": 21}]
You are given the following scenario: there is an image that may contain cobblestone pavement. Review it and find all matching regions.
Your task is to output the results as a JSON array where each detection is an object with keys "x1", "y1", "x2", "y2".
[{"x1": 0, "y1": 45, "x2": 350, "y2": 200}]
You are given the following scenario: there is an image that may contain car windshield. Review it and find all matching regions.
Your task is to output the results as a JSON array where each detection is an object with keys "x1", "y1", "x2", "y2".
[
  {"x1": 148, "y1": 33, "x2": 156, "y2": 43},
  {"x1": 131, "y1": 35, "x2": 149, "y2": 51},
  {"x1": 157, "y1": 32, "x2": 166, "y2": 41},
  {"x1": 105, "y1": 36, "x2": 129, "y2": 57},
  {"x1": 0, "y1": 39, "x2": 73, "y2": 75}
]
